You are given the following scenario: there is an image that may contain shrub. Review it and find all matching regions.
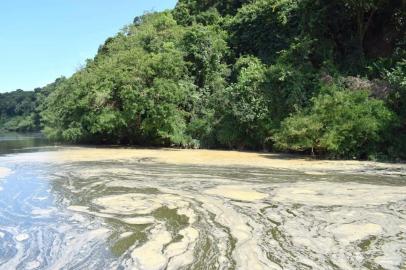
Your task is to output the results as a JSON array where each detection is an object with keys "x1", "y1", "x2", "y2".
[{"x1": 274, "y1": 85, "x2": 394, "y2": 158}]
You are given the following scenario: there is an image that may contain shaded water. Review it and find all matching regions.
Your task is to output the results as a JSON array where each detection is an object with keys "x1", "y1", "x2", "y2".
[
  {"x1": 0, "y1": 133, "x2": 51, "y2": 155},
  {"x1": 0, "y1": 134, "x2": 405, "y2": 270}
]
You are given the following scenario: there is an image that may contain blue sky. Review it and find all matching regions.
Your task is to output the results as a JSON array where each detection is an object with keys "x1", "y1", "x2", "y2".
[{"x1": 0, "y1": 0, "x2": 177, "y2": 93}]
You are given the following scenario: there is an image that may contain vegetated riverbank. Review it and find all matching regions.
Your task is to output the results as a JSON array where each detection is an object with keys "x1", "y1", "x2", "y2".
[
  {"x1": 5, "y1": 146, "x2": 406, "y2": 176},
  {"x1": 3, "y1": 0, "x2": 404, "y2": 160}
]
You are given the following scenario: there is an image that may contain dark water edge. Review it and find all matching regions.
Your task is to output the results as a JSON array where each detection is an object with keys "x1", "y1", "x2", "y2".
[{"x1": 0, "y1": 132, "x2": 54, "y2": 156}]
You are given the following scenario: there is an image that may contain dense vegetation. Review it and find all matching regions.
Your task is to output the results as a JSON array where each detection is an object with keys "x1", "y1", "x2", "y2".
[
  {"x1": 0, "y1": 90, "x2": 39, "y2": 132},
  {"x1": 0, "y1": 79, "x2": 61, "y2": 132},
  {"x1": 2, "y1": 0, "x2": 406, "y2": 159}
]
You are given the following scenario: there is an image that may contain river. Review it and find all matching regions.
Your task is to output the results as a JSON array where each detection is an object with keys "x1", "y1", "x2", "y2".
[{"x1": 0, "y1": 133, "x2": 405, "y2": 270}]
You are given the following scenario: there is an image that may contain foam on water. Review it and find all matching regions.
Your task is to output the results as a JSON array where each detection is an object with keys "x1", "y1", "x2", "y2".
[{"x1": 0, "y1": 148, "x2": 405, "y2": 270}]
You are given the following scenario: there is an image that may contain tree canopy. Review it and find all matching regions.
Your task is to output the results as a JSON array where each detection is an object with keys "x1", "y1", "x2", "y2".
[{"x1": 2, "y1": 0, "x2": 405, "y2": 159}]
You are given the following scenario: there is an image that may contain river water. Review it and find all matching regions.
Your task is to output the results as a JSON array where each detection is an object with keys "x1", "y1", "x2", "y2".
[{"x1": 0, "y1": 133, "x2": 405, "y2": 270}]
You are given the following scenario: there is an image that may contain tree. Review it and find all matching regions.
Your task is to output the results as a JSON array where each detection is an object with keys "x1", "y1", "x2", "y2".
[
  {"x1": 343, "y1": 0, "x2": 382, "y2": 52},
  {"x1": 227, "y1": 0, "x2": 300, "y2": 63},
  {"x1": 274, "y1": 85, "x2": 394, "y2": 158},
  {"x1": 384, "y1": 60, "x2": 406, "y2": 159},
  {"x1": 42, "y1": 12, "x2": 197, "y2": 146},
  {"x1": 32, "y1": 0, "x2": 404, "y2": 160},
  {"x1": 215, "y1": 56, "x2": 272, "y2": 149},
  {"x1": 0, "y1": 90, "x2": 38, "y2": 132}
]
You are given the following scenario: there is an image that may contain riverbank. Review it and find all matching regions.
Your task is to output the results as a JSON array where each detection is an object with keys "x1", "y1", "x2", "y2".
[{"x1": 5, "y1": 147, "x2": 406, "y2": 176}]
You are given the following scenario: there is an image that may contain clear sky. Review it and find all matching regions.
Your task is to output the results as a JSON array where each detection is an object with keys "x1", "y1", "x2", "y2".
[{"x1": 0, "y1": 0, "x2": 177, "y2": 93}]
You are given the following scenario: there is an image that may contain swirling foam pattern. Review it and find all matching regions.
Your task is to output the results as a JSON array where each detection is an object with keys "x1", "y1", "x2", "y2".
[{"x1": 0, "y1": 150, "x2": 405, "y2": 270}]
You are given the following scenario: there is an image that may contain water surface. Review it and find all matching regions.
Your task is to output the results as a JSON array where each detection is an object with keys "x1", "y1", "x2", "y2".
[
  {"x1": 0, "y1": 132, "x2": 50, "y2": 155},
  {"x1": 0, "y1": 134, "x2": 405, "y2": 270}
]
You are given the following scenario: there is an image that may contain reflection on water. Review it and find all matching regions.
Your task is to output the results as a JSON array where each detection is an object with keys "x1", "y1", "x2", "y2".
[
  {"x1": 0, "y1": 133, "x2": 51, "y2": 156},
  {"x1": 0, "y1": 136, "x2": 405, "y2": 269}
]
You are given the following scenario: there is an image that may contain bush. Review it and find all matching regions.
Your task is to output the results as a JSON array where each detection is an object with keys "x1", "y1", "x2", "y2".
[
  {"x1": 215, "y1": 56, "x2": 272, "y2": 149},
  {"x1": 274, "y1": 85, "x2": 395, "y2": 158}
]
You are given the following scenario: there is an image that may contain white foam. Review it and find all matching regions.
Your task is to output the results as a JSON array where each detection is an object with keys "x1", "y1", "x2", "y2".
[
  {"x1": 15, "y1": 233, "x2": 29, "y2": 242},
  {"x1": 131, "y1": 224, "x2": 172, "y2": 270},
  {"x1": 331, "y1": 223, "x2": 383, "y2": 244},
  {"x1": 122, "y1": 217, "x2": 155, "y2": 225},
  {"x1": 205, "y1": 185, "x2": 268, "y2": 201},
  {"x1": 272, "y1": 182, "x2": 406, "y2": 206},
  {"x1": 26, "y1": 260, "x2": 41, "y2": 270}
]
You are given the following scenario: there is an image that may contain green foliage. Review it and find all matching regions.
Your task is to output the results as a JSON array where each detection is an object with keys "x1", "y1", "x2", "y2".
[
  {"x1": 383, "y1": 60, "x2": 406, "y2": 159},
  {"x1": 386, "y1": 60, "x2": 406, "y2": 118},
  {"x1": 181, "y1": 23, "x2": 229, "y2": 90},
  {"x1": 42, "y1": 12, "x2": 195, "y2": 146},
  {"x1": 174, "y1": 0, "x2": 249, "y2": 21},
  {"x1": 244, "y1": 37, "x2": 319, "y2": 124},
  {"x1": 215, "y1": 56, "x2": 272, "y2": 149},
  {"x1": 227, "y1": 0, "x2": 300, "y2": 62},
  {"x1": 0, "y1": 90, "x2": 39, "y2": 132},
  {"x1": 1, "y1": 115, "x2": 36, "y2": 132},
  {"x1": 274, "y1": 85, "x2": 394, "y2": 158},
  {"x1": 4, "y1": 0, "x2": 404, "y2": 160}
]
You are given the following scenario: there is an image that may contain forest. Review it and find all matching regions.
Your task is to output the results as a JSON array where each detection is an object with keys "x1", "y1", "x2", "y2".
[
  {"x1": 0, "y1": 89, "x2": 39, "y2": 132},
  {"x1": 1, "y1": 0, "x2": 405, "y2": 160}
]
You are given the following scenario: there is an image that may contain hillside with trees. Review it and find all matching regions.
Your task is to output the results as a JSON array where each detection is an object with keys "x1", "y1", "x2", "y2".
[
  {"x1": 0, "y1": 78, "x2": 64, "y2": 132},
  {"x1": 0, "y1": 89, "x2": 39, "y2": 132},
  {"x1": 3, "y1": 0, "x2": 406, "y2": 160}
]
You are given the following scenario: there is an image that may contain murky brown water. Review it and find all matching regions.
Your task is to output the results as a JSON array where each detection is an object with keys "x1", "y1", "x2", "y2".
[{"x1": 0, "y1": 134, "x2": 405, "y2": 270}]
